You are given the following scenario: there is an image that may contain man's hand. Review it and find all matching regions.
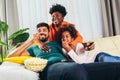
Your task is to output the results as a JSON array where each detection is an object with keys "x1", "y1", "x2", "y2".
[
  {"x1": 33, "y1": 33, "x2": 50, "y2": 52},
  {"x1": 33, "y1": 33, "x2": 40, "y2": 42},
  {"x1": 82, "y1": 41, "x2": 95, "y2": 51}
]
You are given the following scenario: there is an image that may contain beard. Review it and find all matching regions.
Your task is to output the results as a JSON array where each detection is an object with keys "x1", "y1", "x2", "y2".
[{"x1": 39, "y1": 34, "x2": 48, "y2": 42}]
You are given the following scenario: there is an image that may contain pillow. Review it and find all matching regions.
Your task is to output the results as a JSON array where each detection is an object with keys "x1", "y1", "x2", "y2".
[
  {"x1": 24, "y1": 57, "x2": 48, "y2": 72},
  {"x1": 4, "y1": 56, "x2": 32, "y2": 64}
]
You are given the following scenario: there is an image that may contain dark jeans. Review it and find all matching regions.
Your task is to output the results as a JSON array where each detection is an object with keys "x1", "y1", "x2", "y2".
[
  {"x1": 95, "y1": 52, "x2": 120, "y2": 62},
  {"x1": 47, "y1": 62, "x2": 120, "y2": 80}
]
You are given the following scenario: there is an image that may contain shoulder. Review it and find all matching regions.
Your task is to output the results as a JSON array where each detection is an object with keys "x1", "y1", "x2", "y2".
[
  {"x1": 61, "y1": 21, "x2": 70, "y2": 26},
  {"x1": 47, "y1": 41, "x2": 62, "y2": 48},
  {"x1": 27, "y1": 46, "x2": 37, "y2": 50},
  {"x1": 47, "y1": 41, "x2": 60, "y2": 45},
  {"x1": 49, "y1": 21, "x2": 71, "y2": 27}
]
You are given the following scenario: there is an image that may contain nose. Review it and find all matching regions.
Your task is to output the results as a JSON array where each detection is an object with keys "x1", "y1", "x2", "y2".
[
  {"x1": 52, "y1": 15, "x2": 57, "y2": 20},
  {"x1": 62, "y1": 37, "x2": 67, "y2": 41}
]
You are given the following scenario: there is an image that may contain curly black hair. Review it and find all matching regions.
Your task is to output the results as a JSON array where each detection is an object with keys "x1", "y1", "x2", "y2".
[
  {"x1": 49, "y1": 4, "x2": 67, "y2": 17},
  {"x1": 59, "y1": 24, "x2": 77, "y2": 39},
  {"x1": 36, "y1": 22, "x2": 50, "y2": 31}
]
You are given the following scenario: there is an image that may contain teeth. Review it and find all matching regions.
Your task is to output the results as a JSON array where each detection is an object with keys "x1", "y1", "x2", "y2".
[
  {"x1": 40, "y1": 35, "x2": 45, "y2": 39},
  {"x1": 54, "y1": 19, "x2": 58, "y2": 24}
]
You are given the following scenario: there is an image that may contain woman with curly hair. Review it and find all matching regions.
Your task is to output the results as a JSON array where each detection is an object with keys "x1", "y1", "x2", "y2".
[
  {"x1": 60, "y1": 24, "x2": 120, "y2": 63},
  {"x1": 47, "y1": 24, "x2": 120, "y2": 80}
]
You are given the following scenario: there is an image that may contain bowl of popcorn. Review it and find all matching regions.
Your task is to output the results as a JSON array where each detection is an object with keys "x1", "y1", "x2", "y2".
[{"x1": 24, "y1": 57, "x2": 48, "y2": 72}]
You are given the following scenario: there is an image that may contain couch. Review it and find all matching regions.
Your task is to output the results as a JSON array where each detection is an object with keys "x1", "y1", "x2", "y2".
[
  {"x1": 0, "y1": 35, "x2": 120, "y2": 80},
  {"x1": 90, "y1": 35, "x2": 120, "y2": 56},
  {"x1": 0, "y1": 62, "x2": 39, "y2": 80}
]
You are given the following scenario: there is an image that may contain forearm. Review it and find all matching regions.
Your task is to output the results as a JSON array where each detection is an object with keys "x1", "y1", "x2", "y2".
[
  {"x1": 67, "y1": 49, "x2": 81, "y2": 63},
  {"x1": 8, "y1": 39, "x2": 34, "y2": 57}
]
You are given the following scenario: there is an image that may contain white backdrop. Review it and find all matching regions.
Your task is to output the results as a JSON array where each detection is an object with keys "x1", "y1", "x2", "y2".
[{"x1": 6, "y1": 0, "x2": 103, "y2": 40}]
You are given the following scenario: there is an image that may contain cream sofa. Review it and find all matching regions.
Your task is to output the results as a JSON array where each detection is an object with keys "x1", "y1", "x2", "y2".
[
  {"x1": 0, "y1": 35, "x2": 120, "y2": 80},
  {"x1": 90, "y1": 35, "x2": 120, "y2": 56}
]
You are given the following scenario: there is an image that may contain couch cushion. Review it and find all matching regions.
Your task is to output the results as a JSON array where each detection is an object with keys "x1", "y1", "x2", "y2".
[
  {"x1": 90, "y1": 35, "x2": 120, "y2": 56},
  {"x1": 0, "y1": 62, "x2": 39, "y2": 80}
]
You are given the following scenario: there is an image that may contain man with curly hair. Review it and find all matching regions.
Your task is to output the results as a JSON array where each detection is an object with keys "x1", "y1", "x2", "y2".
[{"x1": 49, "y1": 4, "x2": 83, "y2": 46}]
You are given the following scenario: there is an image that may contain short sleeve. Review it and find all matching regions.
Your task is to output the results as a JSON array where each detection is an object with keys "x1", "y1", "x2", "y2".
[{"x1": 27, "y1": 46, "x2": 35, "y2": 57}]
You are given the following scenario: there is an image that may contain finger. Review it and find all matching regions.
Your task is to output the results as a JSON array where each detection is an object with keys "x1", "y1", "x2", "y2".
[
  {"x1": 42, "y1": 46, "x2": 48, "y2": 52},
  {"x1": 46, "y1": 46, "x2": 50, "y2": 51},
  {"x1": 41, "y1": 45, "x2": 47, "y2": 51},
  {"x1": 41, "y1": 47, "x2": 48, "y2": 52},
  {"x1": 43, "y1": 45, "x2": 50, "y2": 52},
  {"x1": 90, "y1": 43, "x2": 95, "y2": 48},
  {"x1": 88, "y1": 44, "x2": 95, "y2": 50}
]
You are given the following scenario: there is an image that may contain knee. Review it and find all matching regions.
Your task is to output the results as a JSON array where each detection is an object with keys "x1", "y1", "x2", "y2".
[
  {"x1": 96, "y1": 52, "x2": 110, "y2": 62},
  {"x1": 47, "y1": 62, "x2": 88, "y2": 80},
  {"x1": 47, "y1": 62, "x2": 69, "y2": 80}
]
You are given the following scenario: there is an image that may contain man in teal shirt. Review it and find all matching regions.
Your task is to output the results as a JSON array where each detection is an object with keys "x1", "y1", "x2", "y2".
[
  {"x1": 27, "y1": 22, "x2": 66, "y2": 65},
  {"x1": 8, "y1": 22, "x2": 66, "y2": 65},
  {"x1": 27, "y1": 40, "x2": 66, "y2": 65},
  {"x1": 8, "y1": 22, "x2": 67, "y2": 80}
]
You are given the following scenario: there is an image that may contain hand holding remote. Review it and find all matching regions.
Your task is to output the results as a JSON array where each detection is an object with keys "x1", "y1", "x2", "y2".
[{"x1": 82, "y1": 42, "x2": 95, "y2": 51}]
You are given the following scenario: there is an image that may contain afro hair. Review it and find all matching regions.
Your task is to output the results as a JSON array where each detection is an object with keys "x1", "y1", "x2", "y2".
[{"x1": 49, "y1": 4, "x2": 67, "y2": 17}]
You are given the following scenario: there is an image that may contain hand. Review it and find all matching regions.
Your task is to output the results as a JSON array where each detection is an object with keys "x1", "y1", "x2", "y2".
[
  {"x1": 69, "y1": 43, "x2": 76, "y2": 51},
  {"x1": 82, "y1": 41, "x2": 95, "y2": 51},
  {"x1": 33, "y1": 33, "x2": 40, "y2": 41},
  {"x1": 40, "y1": 44, "x2": 50, "y2": 52},
  {"x1": 62, "y1": 39, "x2": 72, "y2": 52}
]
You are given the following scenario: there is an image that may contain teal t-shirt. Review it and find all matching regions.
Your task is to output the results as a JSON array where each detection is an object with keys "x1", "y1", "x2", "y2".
[{"x1": 27, "y1": 41, "x2": 66, "y2": 64}]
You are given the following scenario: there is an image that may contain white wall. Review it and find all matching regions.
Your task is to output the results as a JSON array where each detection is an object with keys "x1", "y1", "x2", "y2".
[
  {"x1": 16, "y1": 0, "x2": 103, "y2": 40},
  {"x1": 0, "y1": 0, "x2": 6, "y2": 21},
  {"x1": 6, "y1": 0, "x2": 19, "y2": 36},
  {"x1": 1, "y1": 0, "x2": 103, "y2": 40},
  {"x1": 0, "y1": 0, "x2": 19, "y2": 36}
]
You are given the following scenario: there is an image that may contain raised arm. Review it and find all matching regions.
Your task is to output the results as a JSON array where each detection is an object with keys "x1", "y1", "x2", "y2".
[
  {"x1": 8, "y1": 33, "x2": 40, "y2": 57},
  {"x1": 8, "y1": 39, "x2": 34, "y2": 57}
]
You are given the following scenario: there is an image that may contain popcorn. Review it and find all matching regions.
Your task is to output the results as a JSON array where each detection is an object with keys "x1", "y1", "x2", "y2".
[{"x1": 24, "y1": 57, "x2": 48, "y2": 72}]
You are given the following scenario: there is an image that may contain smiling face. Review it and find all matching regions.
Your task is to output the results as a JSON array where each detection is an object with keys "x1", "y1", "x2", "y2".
[
  {"x1": 51, "y1": 11, "x2": 64, "y2": 27},
  {"x1": 37, "y1": 26, "x2": 49, "y2": 42},
  {"x1": 61, "y1": 31, "x2": 74, "y2": 43}
]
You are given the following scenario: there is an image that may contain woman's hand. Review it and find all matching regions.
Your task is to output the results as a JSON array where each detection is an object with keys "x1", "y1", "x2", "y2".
[
  {"x1": 82, "y1": 41, "x2": 95, "y2": 51},
  {"x1": 62, "y1": 39, "x2": 72, "y2": 52}
]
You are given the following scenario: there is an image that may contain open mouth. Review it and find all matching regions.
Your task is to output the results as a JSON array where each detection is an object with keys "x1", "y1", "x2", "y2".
[
  {"x1": 40, "y1": 34, "x2": 46, "y2": 39},
  {"x1": 53, "y1": 19, "x2": 59, "y2": 24}
]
